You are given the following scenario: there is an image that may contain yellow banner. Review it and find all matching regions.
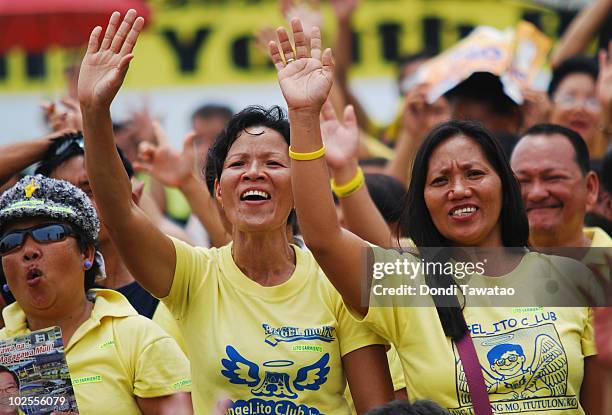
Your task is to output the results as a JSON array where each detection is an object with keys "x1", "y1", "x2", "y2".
[{"x1": 0, "y1": 0, "x2": 561, "y2": 92}]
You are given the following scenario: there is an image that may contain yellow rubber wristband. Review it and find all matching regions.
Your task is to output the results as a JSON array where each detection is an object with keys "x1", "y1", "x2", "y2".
[
  {"x1": 288, "y1": 145, "x2": 326, "y2": 161},
  {"x1": 331, "y1": 167, "x2": 365, "y2": 198}
]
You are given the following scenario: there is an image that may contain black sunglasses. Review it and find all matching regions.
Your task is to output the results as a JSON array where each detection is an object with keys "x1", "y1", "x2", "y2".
[
  {"x1": 52, "y1": 135, "x2": 85, "y2": 157},
  {"x1": 0, "y1": 224, "x2": 76, "y2": 256}
]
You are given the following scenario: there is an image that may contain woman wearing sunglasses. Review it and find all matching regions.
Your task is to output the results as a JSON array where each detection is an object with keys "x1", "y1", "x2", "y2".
[
  {"x1": 0, "y1": 175, "x2": 192, "y2": 415},
  {"x1": 267, "y1": 19, "x2": 603, "y2": 415}
]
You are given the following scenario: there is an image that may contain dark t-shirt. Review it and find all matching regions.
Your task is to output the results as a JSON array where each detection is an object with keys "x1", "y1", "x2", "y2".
[{"x1": 96, "y1": 280, "x2": 160, "y2": 319}]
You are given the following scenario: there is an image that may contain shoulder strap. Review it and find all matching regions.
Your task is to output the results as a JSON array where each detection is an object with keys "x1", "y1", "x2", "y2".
[{"x1": 455, "y1": 333, "x2": 493, "y2": 415}]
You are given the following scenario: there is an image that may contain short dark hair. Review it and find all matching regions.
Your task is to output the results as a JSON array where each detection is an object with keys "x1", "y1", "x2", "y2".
[
  {"x1": 519, "y1": 123, "x2": 591, "y2": 175},
  {"x1": 444, "y1": 72, "x2": 519, "y2": 117},
  {"x1": 366, "y1": 399, "x2": 450, "y2": 415},
  {"x1": 365, "y1": 174, "x2": 406, "y2": 224},
  {"x1": 0, "y1": 365, "x2": 19, "y2": 389},
  {"x1": 35, "y1": 131, "x2": 134, "y2": 178},
  {"x1": 205, "y1": 106, "x2": 289, "y2": 197},
  {"x1": 191, "y1": 104, "x2": 233, "y2": 123},
  {"x1": 548, "y1": 56, "x2": 598, "y2": 98},
  {"x1": 399, "y1": 120, "x2": 529, "y2": 340}
]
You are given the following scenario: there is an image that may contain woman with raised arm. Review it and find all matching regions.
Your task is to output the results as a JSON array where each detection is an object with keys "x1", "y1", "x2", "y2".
[
  {"x1": 269, "y1": 18, "x2": 602, "y2": 414},
  {"x1": 78, "y1": 9, "x2": 394, "y2": 414}
]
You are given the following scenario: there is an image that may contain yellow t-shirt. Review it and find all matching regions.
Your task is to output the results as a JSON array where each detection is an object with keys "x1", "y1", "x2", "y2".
[
  {"x1": 583, "y1": 226, "x2": 611, "y2": 248},
  {"x1": 0, "y1": 289, "x2": 191, "y2": 415},
  {"x1": 152, "y1": 301, "x2": 188, "y2": 355},
  {"x1": 356, "y1": 248, "x2": 596, "y2": 415},
  {"x1": 162, "y1": 238, "x2": 385, "y2": 414}
]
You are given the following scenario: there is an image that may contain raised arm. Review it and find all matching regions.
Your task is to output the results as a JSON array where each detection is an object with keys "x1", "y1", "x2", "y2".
[
  {"x1": 269, "y1": 19, "x2": 369, "y2": 313},
  {"x1": 598, "y1": 40, "x2": 612, "y2": 147},
  {"x1": 329, "y1": 0, "x2": 373, "y2": 132},
  {"x1": 550, "y1": 0, "x2": 612, "y2": 69},
  {"x1": 320, "y1": 101, "x2": 395, "y2": 247},
  {"x1": 0, "y1": 130, "x2": 74, "y2": 186},
  {"x1": 385, "y1": 85, "x2": 449, "y2": 186},
  {"x1": 78, "y1": 10, "x2": 176, "y2": 298}
]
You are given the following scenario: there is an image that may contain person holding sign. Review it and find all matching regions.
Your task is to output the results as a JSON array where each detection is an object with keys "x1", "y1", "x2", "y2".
[
  {"x1": 268, "y1": 18, "x2": 603, "y2": 414},
  {"x1": 0, "y1": 176, "x2": 192, "y2": 415}
]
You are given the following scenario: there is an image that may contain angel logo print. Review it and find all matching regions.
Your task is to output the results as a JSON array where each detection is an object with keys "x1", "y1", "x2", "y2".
[
  {"x1": 451, "y1": 323, "x2": 577, "y2": 414},
  {"x1": 221, "y1": 345, "x2": 330, "y2": 414}
]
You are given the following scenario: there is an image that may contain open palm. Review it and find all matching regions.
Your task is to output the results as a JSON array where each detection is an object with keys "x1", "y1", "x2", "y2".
[
  {"x1": 269, "y1": 19, "x2": 334, "y2": 112},
  {"x1": 78, "y1": 10, "x2": 145, "y2": 109},
  {"x1": 320, "y1": 101, "x2": 359, "y2": 170}
]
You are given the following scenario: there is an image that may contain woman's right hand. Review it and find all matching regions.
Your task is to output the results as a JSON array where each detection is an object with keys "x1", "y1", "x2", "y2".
[
  {"x1": 268, "y1": 19, "x2": 334, "y2": 114},
  {"x1": 78, "y1": 10, "x2": 144, "y2": 110}
]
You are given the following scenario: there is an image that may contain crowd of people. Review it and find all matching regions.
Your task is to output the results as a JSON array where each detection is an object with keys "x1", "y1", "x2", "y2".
[{"x1": 0, "y1": 1, "x2": 611, "y2": 414}]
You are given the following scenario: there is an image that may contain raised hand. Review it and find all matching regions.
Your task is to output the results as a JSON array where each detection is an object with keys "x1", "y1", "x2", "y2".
[
  {"x1": 320, "y1": 100, "x2": 359, "y2": 171},
  {"x1": 401, "y1": 84, "x2": 450, "y2": 143},
  {"x1": 520, "y1": 87, "x2": 552, "y2": 131},
  {"x1": 41, "y1": 97, "x2": 83, "y2": 132},
  {"x1": 134, "y1": 121, "x2": 198, "y2": 188},
  {"x1": 255, "y1": 26, "x2": 277, "y2": 55},
  {"x1": 280, "y1": 0, "x2": 322, "y2": 40},
  {"x1": 597, "y1": 40, "x2": 612, "y2": 119},
  {"x1": 269, "y1": 19, "x2": 334, "y2": 112},
  {"x1": 330, "y1": 0, "x2": 358, "y2": 21},
  {"x1": 78, "y1": 10, "x2": 145, "y2": 109}
]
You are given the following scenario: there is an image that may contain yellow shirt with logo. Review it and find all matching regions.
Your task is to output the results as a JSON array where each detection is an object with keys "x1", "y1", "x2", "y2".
[
  {"x1": 0, "y1": 289, "x2": 191, "y2": 415},
  {"x1": 356, "y1": 248, "x2": 596, "y2": 415},
  {"x1": 162, "y1": 238, "x2": 385, "y2": 414}
]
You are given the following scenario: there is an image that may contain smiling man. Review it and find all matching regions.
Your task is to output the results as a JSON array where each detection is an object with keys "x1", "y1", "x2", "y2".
[{"x1": 510, "y1": 123, "x2": 610, "y2": 248}]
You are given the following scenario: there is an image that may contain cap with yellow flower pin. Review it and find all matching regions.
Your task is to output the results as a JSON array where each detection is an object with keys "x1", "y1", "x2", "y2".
[{"x1": 0, "y1": 175, "x2": 99, "y2": 243}]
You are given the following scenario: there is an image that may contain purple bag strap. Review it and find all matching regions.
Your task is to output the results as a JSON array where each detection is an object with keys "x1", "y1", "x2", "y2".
[{"x1": 455, "y1": 334, "x2": 494, "y2": 415}]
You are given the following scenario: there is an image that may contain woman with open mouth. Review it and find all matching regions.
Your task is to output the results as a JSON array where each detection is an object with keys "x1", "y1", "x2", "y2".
[
  {"x1": 269, "y1": 18, "x2": 603, "y2": 415},
  {"x1": 0, "y1": 176, "x2": 192, "y2": 414},
  {"x1": 76, "y1": 9, "x2": 394, "y2": 414}
]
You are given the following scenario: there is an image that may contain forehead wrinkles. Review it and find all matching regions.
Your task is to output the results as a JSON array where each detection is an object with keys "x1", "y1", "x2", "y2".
[
  {"x1": 427, "y1": 137, "x2": 490, "y2": 175},
  {"x1": 226, "y1": 129, "x2": 289, "y2": 160}
]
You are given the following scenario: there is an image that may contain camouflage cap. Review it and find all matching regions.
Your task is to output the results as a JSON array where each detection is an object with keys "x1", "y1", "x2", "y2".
[{"x1": 0, "y1": 175, "x2": 99, "y2": 242}]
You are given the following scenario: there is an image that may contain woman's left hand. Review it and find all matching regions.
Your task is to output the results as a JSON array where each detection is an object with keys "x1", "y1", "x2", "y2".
[{"x1": 269, "y1": 19, "x2": 334, "y2": 113}]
